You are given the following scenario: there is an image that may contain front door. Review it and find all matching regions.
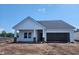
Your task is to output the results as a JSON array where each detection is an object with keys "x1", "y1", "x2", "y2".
[
  {"x1": 39, "y1": 33, "x2": 43, "y2": 42},
  {"x1": 37, "y1": 30, "x2": 43, "y2": 42}
]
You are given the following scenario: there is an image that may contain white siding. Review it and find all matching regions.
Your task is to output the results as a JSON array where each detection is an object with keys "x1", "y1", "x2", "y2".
[
  {"x1": 14, "y1": 18, "x2": 45, "y2": 42},
  {"x1": 75, "y1": 32, "x2": 79, "y2": 40},
  {"x1": 17, "y1": 30, "x2": 34, "y2": 42},
  {"x1": 14, "y1": 19, "x2": 44, "y2": 30},
  {"x1": 46, "y1": 29, "x2": 73, "y2": 33},
  {"x1": 17, "y1": 29, "x2": 75, "y2": 42},
  {"x1": 70, "y1": 31, "x2": 75, "y2": 42},
  {"x1": 43, "y1": 29, "x2": 46, "y2": 42}
]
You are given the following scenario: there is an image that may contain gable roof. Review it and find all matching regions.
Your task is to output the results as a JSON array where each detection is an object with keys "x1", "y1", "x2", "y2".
[
  {"x1": 13, "y1": 16, "x2": 46, "y2": 29},
  {"x1": 37, "y1": 20, "x2": 75, "y2": 29},
  {"x1": 13, "y1": 16, "x2": 75, "y2": 29}
]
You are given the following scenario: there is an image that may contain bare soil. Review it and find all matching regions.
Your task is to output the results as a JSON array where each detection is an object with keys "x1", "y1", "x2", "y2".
[{"x1": 0, "y1": 37, "x2": 79, "y2": 55}]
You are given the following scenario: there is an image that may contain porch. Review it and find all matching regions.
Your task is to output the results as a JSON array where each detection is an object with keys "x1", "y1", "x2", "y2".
[{"x1": 14, "y1": 29, "x2": 46, "y2": 43}]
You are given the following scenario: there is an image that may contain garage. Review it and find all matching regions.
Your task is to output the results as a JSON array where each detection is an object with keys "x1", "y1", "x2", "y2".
[{"x1": 47, "y1": 33, "x2": 70, "y2": 43}]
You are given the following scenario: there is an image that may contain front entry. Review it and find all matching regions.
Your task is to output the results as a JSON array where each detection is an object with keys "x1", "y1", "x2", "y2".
[{"x1": 37, "y1": 30, "x2": 43, "y2": 42}]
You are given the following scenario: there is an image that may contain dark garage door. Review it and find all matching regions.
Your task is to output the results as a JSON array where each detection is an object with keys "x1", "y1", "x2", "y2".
[{"x1": 47, "y1": 33, "x2": 70, "y2": 43}]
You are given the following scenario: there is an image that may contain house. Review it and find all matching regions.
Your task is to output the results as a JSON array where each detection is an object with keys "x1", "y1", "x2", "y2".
[
  {"x1": 74, "y1": 29, "x2": 79, "y2": 41},
  {"x1": 13, "y1": 16, "x2": 75, "y2": 43}
]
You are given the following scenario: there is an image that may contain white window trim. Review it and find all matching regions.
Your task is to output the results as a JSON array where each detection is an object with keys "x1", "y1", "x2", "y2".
[{"x1": 24, "y1": 32, "x2": 32, "y2": 39}]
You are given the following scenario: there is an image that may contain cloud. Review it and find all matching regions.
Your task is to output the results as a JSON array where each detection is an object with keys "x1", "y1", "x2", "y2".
[
  {"x1": 0, "y1": 28, "x2": 4, "y2": 33},
  {"x1": 37, "y1": 8, "x2": 46, "y2": 13}
]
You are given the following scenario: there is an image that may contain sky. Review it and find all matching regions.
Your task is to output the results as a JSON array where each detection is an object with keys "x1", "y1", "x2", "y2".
[{"x1": 0, "y1": 4, "x2": 79, "y2": 33}]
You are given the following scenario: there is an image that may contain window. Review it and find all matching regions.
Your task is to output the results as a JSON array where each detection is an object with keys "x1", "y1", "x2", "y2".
[
  {"x1": 28, "y1": 32, "x2": 32, "y2": 38},
  {"x1": 24, "y1": 32, "x2": 27, "y2": 38},
  {"x1": 24, "y1": 32, "x2": 32, "y2": 38}
]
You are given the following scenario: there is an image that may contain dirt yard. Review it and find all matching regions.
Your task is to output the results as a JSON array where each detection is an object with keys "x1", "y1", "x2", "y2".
[{"x1": 0, "y1": 37, "x2": 79, "y2": 55}]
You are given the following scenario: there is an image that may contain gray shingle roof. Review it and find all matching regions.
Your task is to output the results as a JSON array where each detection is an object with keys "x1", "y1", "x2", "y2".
[
  {"x1": 13, "y1": 16, "x2": 75, "y2": 29},
  {"x1": 37, "y1": 20, "x2": 75, "y2": 29}
]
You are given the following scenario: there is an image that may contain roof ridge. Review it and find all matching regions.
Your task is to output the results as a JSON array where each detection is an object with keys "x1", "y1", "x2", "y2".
[{"x1": 37, "y1": 20, "x2": 62, "y2": 21}]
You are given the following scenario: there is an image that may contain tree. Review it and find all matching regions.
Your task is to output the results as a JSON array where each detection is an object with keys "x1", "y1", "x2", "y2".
[
  {"x1": 6, "y1": 33, "x2": 14, "y2": 38},
  {"x1": 0, "y1": 31, "x2": 6, "y2": 37},
  {"x1": 0, "y1": 31, "x2": 14, "y2": 38}
]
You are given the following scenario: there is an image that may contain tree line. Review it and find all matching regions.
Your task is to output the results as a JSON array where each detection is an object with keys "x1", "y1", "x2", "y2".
[{"x1": 0, "y1": 31, "x2": 14, "y2": 38}]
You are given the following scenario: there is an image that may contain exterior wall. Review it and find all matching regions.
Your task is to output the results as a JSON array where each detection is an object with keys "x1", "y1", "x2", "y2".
[
  {"x1": 46, "y1": 29, "x2": 75, "y2": 42},
  {"x1": 70, "y1": 31, "x2": 75, "y2": 42},
  {"x1": 17, "y1": 29, "x2": 75, "y2": 42},
  {"x1": 17, "y1": 30, "x2": 45, "y2": 42},
  {"x1": 14, "y1": 19, "x2": 44, "y2": 30},
  {"x1": 17, "y1": 30, "x2": 34, "y2": 42},
  {"x1": 43, "y1": 29, "x2": 47, "y2": 42},
  {"x1": 75, "y1": 32, "x2": 79, "y2": 40},
  {"x1": 46, "y1": 29, "x2": 73, "y2": 33}
]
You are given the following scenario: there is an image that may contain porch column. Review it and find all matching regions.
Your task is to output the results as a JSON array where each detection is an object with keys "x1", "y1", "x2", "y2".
[
  {"x1": 14, "y1": 30, "x2": 17, "y2": 42},
  {"x1": 14, "y1": 30, "x2": 17, "y2": 38},
  {"x1": 34, "y1": 29, "x2": 37, "y2": 42},
  {"x1": 43, "y1": 29, "x2": 46, "y2": 42}
]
